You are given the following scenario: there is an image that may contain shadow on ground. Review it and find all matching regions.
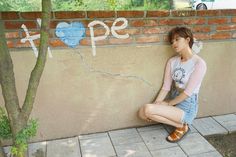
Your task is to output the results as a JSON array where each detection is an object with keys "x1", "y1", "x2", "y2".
[{"x1": 206, "y1": 132, "x2": 236, "y2": 157}]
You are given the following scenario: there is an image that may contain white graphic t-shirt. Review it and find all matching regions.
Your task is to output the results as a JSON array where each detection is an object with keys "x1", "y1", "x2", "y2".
[{"x1": 162, "y1": 54, "x2": 207, "y2": 96}]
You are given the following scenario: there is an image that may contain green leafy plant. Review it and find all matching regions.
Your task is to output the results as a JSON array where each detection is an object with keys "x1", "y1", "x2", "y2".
[
  {"x1": 107, "y1": 0, "x2": 116, "y2": 10},
  {"x1": 0, "y1": 0, "x2": 170, "y2": 11},
  {"x1": 0, "y1": 107, "x2": 38, "y2": 157},
  {"x1": 11, "y1": 119, "x2": 38, "y2": 157},
  {"x1": 0, "y1": 107, "x2": 12, "y2": 139}
]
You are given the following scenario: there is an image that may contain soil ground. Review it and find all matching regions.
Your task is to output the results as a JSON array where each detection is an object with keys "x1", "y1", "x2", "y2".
[{"x1": 206, "y1": 132, "x2": 236, "y2": 157}]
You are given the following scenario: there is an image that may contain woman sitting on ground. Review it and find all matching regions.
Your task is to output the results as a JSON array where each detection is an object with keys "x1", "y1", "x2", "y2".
[{"x1": 138, "y1": 26, "x2": 207, "y2": 143}]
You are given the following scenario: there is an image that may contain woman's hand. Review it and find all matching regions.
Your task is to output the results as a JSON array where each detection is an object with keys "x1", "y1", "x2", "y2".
[
  {"x1": 154, "y1": 100, "x2": 169, "y2": 106},
  {"x1": 146, "y1": 118, "x2": 153, "y2": 122},
  {"x1": 162, "y1": 101, "x2": 169, "y2": 106},
  {"x1": 153, "y1": 100, "x2": 162, "y2": 105}
]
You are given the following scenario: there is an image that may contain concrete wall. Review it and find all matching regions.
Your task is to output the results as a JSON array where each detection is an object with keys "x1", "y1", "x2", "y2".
[
  {"x1": 1, "y1": 10, "x2": 236, "y2": 141},
  {"x1": 1, "y1": 41, "x2": 236, "y2": 141}
]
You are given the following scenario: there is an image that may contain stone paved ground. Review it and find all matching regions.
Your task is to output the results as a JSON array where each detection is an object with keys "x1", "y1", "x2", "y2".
[{"x1": 3, "y1": 113, "x2": 236, "y2": 157}]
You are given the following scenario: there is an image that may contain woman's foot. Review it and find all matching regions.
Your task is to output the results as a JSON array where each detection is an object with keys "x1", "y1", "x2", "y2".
[{"x1": 166, "y1": 124, "x2": 190, "y2": 143}]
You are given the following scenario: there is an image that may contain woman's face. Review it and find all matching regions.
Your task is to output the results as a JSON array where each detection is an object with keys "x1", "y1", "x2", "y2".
[{"x1": 171, "y1": 34, "x2": 190, "y2": 54}]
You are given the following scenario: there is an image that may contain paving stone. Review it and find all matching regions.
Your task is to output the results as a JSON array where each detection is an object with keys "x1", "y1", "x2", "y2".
[
  {"x1": 139, "y1": 128, "x2": 177, "y2": 151},
  {"x1": 192, "y1": 117, "x2": 228, "y2": 136},
  {"x1": 137, "y1": 124, "x2": 164, "y2": 132},
  {"x1": 213, "y1": 114, "x2": 236, "y2": 133},
  {"x1": 79, "y1": 133, "x2": 116, "y2": 157},
  {"x1": 188, "y1": 124, "x2": 198, "y2": 133},
  {"x1": 47, "y1": 137, "x2": 81, "y2": 157},
  {"x1": 178, "y1": 133, "x2": 216, "y2": 156},
  {"x1": 3, "y1": 146, "x2": 11, "y2": 157},
  {"x1": 114, "y1": 142, "x2": 152, "y2": 157},
  {"x1": 28, "y1": 141, "x2": 47, "y2": 157},
  {"x1": 163, "y1": 124, "x2": 175, "y2": 133},
  {"x1": 79, "y1": 132, "x2": 108, "y2": 140},
  {"x1": 189, "y1": 151, "x2": 223, "y2": 157},
  {"x1": 151, "y1": 146, "x2": 187, "y2": 157},
  {"x1": 109, "y1": 128, "x2": 143, "y2": 146}
]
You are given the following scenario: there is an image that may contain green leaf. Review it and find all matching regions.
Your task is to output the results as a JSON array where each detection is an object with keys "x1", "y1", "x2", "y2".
[{"x1": 0, "y1": 107, "x2": 12, "y2": 139}]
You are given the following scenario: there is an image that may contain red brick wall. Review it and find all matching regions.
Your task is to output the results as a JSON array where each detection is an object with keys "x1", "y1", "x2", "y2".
[{"x1": 1, "y1": 10, "x2": 236, "y2": 49}]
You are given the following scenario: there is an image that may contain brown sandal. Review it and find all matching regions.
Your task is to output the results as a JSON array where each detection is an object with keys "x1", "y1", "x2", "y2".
[{"x1": 166, "y1": 124, "x2": 190, "y2": 143}]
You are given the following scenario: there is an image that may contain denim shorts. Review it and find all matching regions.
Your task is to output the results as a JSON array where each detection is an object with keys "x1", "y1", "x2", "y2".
[{"x1": 170, "y1": 89, "x2": 198, "y2": 124}]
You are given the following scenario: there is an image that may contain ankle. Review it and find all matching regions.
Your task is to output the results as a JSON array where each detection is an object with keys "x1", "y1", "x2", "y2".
[
  {"x1": 177, "y1": 124, "x2": 188, "y2": 131},
  {"x1": 183, "y1": 124, "x2": 189, "y2": 130}
]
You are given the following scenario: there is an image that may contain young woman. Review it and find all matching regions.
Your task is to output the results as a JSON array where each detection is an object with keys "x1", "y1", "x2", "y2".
[{"x1": 138, "y1": 27, "x2": 207, "y2": 143}]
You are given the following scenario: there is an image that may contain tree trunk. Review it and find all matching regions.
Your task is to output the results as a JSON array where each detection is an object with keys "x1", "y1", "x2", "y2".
[
  {"x1": 170, "y1": 0, "x2": 174, "y2": 10},
  {"x1": 21, "y1": 0, "x2": 51, "y2": 124},
  {"x1": 0, "y1": 0, "x2": 51, "y2": 157},
  {"x1": 0, "y1": 18, "x2": 27, "y2": 157},
  {"x1": 0, "y1": 18, "x2": 21, "y2": 132}
]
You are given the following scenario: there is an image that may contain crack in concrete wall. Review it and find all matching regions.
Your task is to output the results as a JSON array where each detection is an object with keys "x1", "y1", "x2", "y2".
[{"x1": 73, "y1": 49, "x2": 155, "y2": 91}]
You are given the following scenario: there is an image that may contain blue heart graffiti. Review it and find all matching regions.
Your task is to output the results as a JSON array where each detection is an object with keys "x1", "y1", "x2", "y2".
[{"x1": 56, "y1": 22, "x2": 85, "y2": 48}]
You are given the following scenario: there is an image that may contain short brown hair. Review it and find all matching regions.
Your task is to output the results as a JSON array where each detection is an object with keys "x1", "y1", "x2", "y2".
[{"x1": 168, "y1": 27, "x2": 194, "y2": 48}]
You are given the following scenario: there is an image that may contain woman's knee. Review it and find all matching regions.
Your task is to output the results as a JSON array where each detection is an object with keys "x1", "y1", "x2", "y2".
[
  {"x1": 143, "y1": 104, "x2": 154, "y2": 116},
  {"x1": 144, "y1": 103, "x2": 167, "y2": 117},
  {"x1": 138, "y1": 106, "x2": 146, "y2": 120}
]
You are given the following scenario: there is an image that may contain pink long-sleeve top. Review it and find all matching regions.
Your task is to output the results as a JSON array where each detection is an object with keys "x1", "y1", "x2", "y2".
[{"x1": 162, "y1": 54, "x2": 207, "y2": 96}]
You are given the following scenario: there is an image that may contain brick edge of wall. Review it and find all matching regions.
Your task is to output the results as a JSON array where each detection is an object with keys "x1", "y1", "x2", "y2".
[{"x1": 1, "y1": 10, "x2": 236, "y2": 49}]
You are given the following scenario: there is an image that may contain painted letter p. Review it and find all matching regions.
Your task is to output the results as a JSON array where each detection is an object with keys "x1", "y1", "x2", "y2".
[{"x1": 88, "y1": 21, "x2": 110, "y2": 56}]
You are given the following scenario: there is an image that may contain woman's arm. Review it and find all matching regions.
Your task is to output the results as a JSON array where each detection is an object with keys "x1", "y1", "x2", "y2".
[
  {"x1": 154, "y1": 58, "x2": 173, "y2": 104},
  {"x1": 184, "y1": 58, "x2": 207, "y2": 96},
  {"x1": 167, "y1": 92, "x2": 188, "y2": 106},
  {"x1": 154, "y1": 89, "x2": 169, "y2": 103},
  {"x1": 165, "y1": 58, "x2": 207, "y2": 106}
]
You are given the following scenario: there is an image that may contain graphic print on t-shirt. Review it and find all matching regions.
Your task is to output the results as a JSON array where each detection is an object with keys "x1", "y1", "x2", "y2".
[{"x1": 172, "y1": 67, "x2": 186, "y2": 84}]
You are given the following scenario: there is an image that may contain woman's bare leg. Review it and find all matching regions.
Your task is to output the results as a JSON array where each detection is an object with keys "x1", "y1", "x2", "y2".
[
  {"x1": 148, "y1": 114, "x2": 183, "y2": 128},
  {"x1": 138, "y1": 106, "x2": 149, "y2": 121},
  {"x1": 139, "y1": 103, "x2": 184, "y2": 128},
  {"x1": 138, "y1": 103, "x2": 190, "y2": 142}
]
